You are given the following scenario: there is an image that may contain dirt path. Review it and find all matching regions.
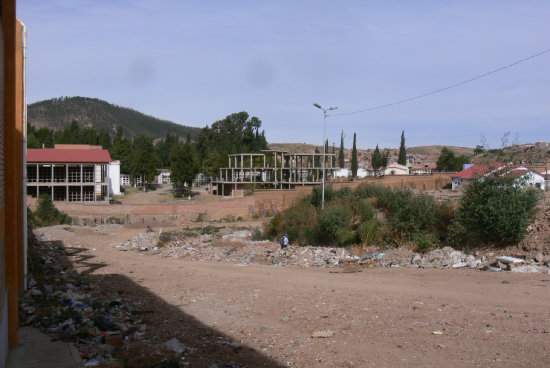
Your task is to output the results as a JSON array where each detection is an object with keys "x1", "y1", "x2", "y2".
[{"x1": 34, "y1": 225, "x2": 550, "y2": 367}]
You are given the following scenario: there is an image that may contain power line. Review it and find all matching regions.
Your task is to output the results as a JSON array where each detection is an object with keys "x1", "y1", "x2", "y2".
[{"x1": 331, "y1": 48, "x2": 550, "y2": 117}]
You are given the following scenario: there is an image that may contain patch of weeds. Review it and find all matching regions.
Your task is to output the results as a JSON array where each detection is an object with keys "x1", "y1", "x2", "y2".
[
  {"x1": 157, "y1": 232, "x2": 172, "y2": 248},
  {"x1": 251, "y1": 228, "x2": 263, "y2": 241}
]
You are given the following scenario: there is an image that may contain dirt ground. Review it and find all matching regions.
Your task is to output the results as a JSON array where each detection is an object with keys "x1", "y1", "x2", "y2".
[
  {"x1": 32, "y1": 223, "x2": 550, "y2": 368},
  {"x1": 115, "y1": 184, "x2": 220, "y2": 205}
]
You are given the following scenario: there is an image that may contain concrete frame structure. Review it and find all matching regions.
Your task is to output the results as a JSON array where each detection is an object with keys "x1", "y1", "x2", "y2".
[{"x1": 212, "y1": 150, "x2": 336, "y2": 196}]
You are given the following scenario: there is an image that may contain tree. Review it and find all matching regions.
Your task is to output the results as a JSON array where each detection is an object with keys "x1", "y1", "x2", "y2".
[
  {"x1": 129, "y1": 135, "x2": 159, "y2": 183},
  {"x1": 157, "y1": 132, "x2": 180, "y2": 168},
  {"x1": 170, "y1": 142, "x2": 200, "y2": 196},
  {"x1": 332, "y1": 142, "x2": 336, "y2": 167},
  {"x1": 453, "y1": 155, "x2": 470, "y2": 172},
  {"x1": 449, "y1": 176, "x2": 542, "y2": 247},
  {"x1": 436, "y1": 147, "x2": 455, "y2": 172},
  {"x1": 371, "y1": 145, "x2": 382, "y2": 173},
  {"x1": 398, "y1": 130, "x2": 406, "y2": 165},
  {"x1": 338, "y1": 131, "x2": 345, "y2": 168},
  {"x1": 351, "y1": 133, "x2": 358, "y2": 178},
  {"x1": 111, "y1": 126, "x2": 133, "y2": 174},
  {"x1": 473, "y1": 145, "x2": 485, "y2": 155}
]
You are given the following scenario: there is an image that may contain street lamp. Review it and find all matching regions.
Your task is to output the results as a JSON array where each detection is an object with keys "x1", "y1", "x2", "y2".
[{"x1": 313, "y1": 103, "x2": 338, "y2": 209}]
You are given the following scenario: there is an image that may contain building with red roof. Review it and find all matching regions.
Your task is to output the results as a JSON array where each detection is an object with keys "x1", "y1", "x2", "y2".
[
  {"x1": 452, "y1": 162, "x2": 546, "y2": 190},
  {"x1": 27, "y1": 145, "x2": 113, "y2": 202}
]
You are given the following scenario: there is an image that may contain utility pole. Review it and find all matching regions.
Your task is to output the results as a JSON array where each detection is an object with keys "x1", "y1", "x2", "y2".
[{"x1": 313, "y1": 103, "x2": 338, "y2": 209}]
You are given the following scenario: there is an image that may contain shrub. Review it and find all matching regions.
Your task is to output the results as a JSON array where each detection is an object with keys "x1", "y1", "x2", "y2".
[
  {"x1": 448, "y1": 177, "x2": 542, "y2": 247},
  {"x1": 30, "y1": 194, "x2": 71, "y2": 227},
  {"x1": 413, "y1": 232, "x2": 439, "y2": 253},
  {"x1": 263, "y1": 200, "x2": 317, "y2": 244},
  {"x1": 251, "y1": 228, "x2": 263, "y2": 241},
  {"x1": 308, "y1": 204, "x2": 352, "y2": 246},
  {"x1": 358, "y1": 219, "x2": 381, "y2": 245},
  {"x1": 309, "y1": 185, "x2": 335, "y2": 207}
]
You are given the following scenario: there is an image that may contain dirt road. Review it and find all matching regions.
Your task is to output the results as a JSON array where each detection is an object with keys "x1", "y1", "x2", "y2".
[{"x1": 34, "y1": 225, "x2": 550, "y2": 367}]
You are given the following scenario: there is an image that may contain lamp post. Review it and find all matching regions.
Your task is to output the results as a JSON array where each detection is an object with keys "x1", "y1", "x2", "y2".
[{"x1": 313, "y1": 103, "x2": 338, "y2": 209}]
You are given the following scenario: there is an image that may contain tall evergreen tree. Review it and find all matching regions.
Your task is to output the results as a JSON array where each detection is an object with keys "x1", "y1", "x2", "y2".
[
  {"x1": 339, "y1": 130, "x2": 345, "y2": 168},
  {"x1": 398, "y1": 130, "x2": 407, "y2": 165},
  {"x1": 351, "y1": 133, "x2": 358, "y2": 178},
  {"x1": 129, "y1": 135, "x2": 159, "y2": 183},
  {"x1": 332, "y1": 142, "x2": 336, "y2": 167},
  {"x1": 170, "y1": 141, "x2": 200, "y2": 196},
  {"x1": 372, "y1": 144, "x2": 382, "y2": 174}
]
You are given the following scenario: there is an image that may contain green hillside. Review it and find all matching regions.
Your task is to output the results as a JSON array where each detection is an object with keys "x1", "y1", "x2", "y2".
[{"x1": 27, "y1": 96, "x2": 202, "y2": 139}]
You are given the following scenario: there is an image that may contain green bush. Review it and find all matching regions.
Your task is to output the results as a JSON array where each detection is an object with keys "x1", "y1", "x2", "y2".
[
  {"x1": 358, "y1": 219, "x2": 381, "y2": 245},
  {"x1": 263, "y1": 200, "x2": 317, "y2": 244},
  {"x1": 448, "y1": 177, "x2": 542, "y2": 247},
  {"x1": 308, "y1": 204, "x2": 352, "y2": 246},
  {"x1": 413, "y1": 232, "x2": 439, "y2": 253},
  {"x1": 309, "y1": 185, "x2": 335, "y2": 207},
  {"x1": 30, "y1": 194, "x2": 71, "y2": 227}
]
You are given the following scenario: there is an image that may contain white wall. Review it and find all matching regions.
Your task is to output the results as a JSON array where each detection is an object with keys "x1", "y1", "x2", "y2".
[{"x1": 109, "y1": 161, "x2": 121, "y2": 195}]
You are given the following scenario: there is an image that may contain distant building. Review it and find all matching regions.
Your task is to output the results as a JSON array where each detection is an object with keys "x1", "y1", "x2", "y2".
[
  {"x1": 384, "y1": 163, "x2": 409, "y2": 175},
  {"x1": 452, "y1": 163, "x2": 546, "y2": 191},
  {"x1": 27, "y1": 145, "x2": 112, "y2": 202},
  {"x1": 120, "y1": 174, "x2": 131, "y2": 186},
  {"x1": 156, "y1": 169, "x2": 171, "y2": 184}
]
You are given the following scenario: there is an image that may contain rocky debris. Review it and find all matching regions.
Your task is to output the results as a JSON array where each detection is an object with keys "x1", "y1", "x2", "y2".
[
  {"x1": 113, "y1": 225, "x2": 550, "y2": 273},
  {"x1": 116, "y1": 232, "x2": 159, "y2": 252},
  {"x1": 25, "y1": 234, "x2": 189, "y2": 367},
  {"x1": 116, "y1": 226, "x2": 353, "y2": 268}
]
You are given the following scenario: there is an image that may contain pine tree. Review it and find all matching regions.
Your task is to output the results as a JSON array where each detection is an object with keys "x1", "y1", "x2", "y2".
[
  {"x1": 351, "y1": 133, "x2": 358, "y2": 178},
  {"x1": 339, "y1": 130, "x2": 345, "y2": 168},
  {"x1": 398, "y1": 130, "x2": 406, "y2": 165}
]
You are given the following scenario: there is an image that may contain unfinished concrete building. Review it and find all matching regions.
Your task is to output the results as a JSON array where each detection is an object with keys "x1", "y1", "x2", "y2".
[
  {"x1": 212, "y1": 150, "x2": 336, "y2": 196},
  {"x1": 27, "y1": 145, "x2": 112, "y2": 203}
]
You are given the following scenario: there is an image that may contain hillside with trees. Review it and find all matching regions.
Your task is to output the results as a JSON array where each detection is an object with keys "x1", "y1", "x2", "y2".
[{"x1": 28, "y1": 96, "x2": 201, "y2": 139}]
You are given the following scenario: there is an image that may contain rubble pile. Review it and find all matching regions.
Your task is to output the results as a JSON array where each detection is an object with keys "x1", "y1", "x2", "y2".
[
  {"x1": 25, "y1": 235, "x2": 184, "y2": 367},
  {"x1": 159, "y1": 231, "x2": 349, "y2": 267},
  {"x1": 116, "y1": 232, "x2": 160, "y2": 252},
  {"x1": 113, "y1": 223, "x2": 550, "y2": 273}
]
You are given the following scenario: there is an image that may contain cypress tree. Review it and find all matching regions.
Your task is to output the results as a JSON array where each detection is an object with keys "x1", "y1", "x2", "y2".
[
  {"x1": 339, "y1": 130, "x2": 345, "y2": 168},
  {"x1": 351, "y1": 133, "x2": 358, "y2": 178},
  {"x1": 372, "y1": 144, "x2": 381, "y2": 174},
  {"x1": 398, "y1": 130, "x2": 406, "y2": 165}
]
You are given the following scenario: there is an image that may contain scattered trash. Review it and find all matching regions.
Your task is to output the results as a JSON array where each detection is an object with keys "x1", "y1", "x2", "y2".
[
  {"x1": 312, "y1": 330, "x2": 334, "y2": 338},
  {"x1": 432, "y1": 331, "x2": 443, "y2": 335},
  {"x1": 495, "y1": 256, "x2": 524, "y2": 264},
  {"x1": 164, "y1": 337, "x2": 187, "y2": 354}
]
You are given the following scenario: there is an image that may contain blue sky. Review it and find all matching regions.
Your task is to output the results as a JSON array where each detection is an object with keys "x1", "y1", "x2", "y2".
[{"x1": 19, "y1": 0, "x2": 550, "y2": 149}]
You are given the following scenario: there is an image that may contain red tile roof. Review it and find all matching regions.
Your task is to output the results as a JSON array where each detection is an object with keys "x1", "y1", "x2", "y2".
[
  {"x1": 27, "y1": 148, "x2": 112, "y2": 163},
  {"x1": 452, "y1": 163, "x2": 507, "y2": 179}
]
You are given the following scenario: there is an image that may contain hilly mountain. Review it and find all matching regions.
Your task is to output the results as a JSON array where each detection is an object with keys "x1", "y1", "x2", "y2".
[
  {"x1": 27, "y1": 96, "x2": 202, "y2": 139},
  {"x1": 407, "y1": 145, "x2": 473, "y2": 156}
]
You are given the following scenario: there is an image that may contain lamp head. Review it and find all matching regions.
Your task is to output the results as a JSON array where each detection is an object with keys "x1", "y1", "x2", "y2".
[
  {"x1": 329, "y1": 106, "x2": 338, "y2": 110},
  {"x1": 313, "y1": 103, "x2": 322, "y2": 109}
]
